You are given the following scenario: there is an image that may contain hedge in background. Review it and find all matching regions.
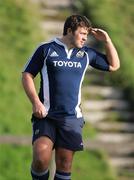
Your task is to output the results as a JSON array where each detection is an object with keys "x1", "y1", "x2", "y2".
[{"x1": 0, "y1": 0, "x2": 43, "y2": 134}]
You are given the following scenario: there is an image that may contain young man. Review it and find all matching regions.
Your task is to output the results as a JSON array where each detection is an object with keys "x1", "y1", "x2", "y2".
[{"x1": 22, "y1": 15, "x2": 120, "y2": 180}]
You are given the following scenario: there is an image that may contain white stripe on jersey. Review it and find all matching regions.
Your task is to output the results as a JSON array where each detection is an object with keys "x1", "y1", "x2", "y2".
[
  {"x1": 41, "y1": 48, "x2": 51, "y2": 112},
  {"x1": 75, "y1": 52, "x2": 89, "y2": 118}
]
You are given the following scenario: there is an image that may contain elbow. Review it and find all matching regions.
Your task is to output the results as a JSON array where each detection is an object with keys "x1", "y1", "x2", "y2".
[
  {"x1": 110, "y1": 58, "x2": 120, "y2": 71},
  {"x1": 109, "y1": 63, "x2": 120, "y2": 72}
]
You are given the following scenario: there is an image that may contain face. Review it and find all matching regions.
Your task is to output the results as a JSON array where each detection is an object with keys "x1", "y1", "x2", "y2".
[{"x1": 69, "y1": 26, "x2": 89, "y2": 48}]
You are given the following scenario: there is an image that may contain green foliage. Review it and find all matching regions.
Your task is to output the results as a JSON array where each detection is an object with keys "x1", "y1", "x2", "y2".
[
  {"x1": 0, "y1": 0, "x2": 43, "y2": 134},
  {"x1": 0, "y1": 145, "x2": 31, "y2": 180},
  {"x1": 72, "y1": 150, "x2": 117, "y2": 180},
  {"x1": 74, "y1": 0, "x2": 134, "y2": 102}
]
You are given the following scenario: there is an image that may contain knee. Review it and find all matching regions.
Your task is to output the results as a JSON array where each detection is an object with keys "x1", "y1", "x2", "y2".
[
  {"x1": 56, "y1": 157, "x2": 72, "y2": 171},
  {"x1": 32, "y1": 144, "x2": 51, "y2": 171}
]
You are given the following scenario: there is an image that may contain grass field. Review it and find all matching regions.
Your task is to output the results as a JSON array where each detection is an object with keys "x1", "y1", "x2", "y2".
[
  {"x1": 0, "y1": 0, "x2": 42, "y2": 134},
  {"x1": 0, "y1": 145, "x2": 31, "y2": 180},
  {"x1": 0, "y1": 145, "x2": 117, "y2": 180},
  {"x1": 72, "y1": 150, "x2": 116, "y2": 180}
]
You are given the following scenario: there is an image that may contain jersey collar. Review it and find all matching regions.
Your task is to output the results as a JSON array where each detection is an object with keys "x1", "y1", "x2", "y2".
[{"x1": 54, "y1": 38, "x2": 74, "y2": 59}]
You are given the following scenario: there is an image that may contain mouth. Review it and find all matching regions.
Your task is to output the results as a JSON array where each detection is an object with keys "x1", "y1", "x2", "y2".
[{"x1": 81, "y1": 42, "x2": 85, "y2": 45}]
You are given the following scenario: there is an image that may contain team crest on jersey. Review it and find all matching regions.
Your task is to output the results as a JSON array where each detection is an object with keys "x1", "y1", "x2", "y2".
[{"x1": 76, "y1": 51, "x2": 85, "y2": 58}]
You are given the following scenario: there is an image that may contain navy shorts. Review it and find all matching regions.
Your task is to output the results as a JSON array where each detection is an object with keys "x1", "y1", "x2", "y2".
[{"x1": 31, "y1": 115, "x2": 85, "y2": 151}]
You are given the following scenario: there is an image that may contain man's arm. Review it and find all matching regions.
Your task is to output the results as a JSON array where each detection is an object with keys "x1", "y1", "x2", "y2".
[
  {"x1": 91, "y1": 28, "x2": 120, "y2": 71},
  {"x1": 22, "y1": 72, "x2": 47, "y2": 119}
]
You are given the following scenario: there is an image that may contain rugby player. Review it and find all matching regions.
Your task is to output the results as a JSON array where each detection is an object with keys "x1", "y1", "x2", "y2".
[{"x1": 22, "y1": 15, "x2": 120, "y2": 180}]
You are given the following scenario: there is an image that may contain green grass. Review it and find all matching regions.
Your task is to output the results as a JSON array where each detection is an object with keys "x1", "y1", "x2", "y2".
[
  {"x1": 0, "y1": 145, "x2": 32, "y2": 180},
  {"x1": 72, "y1": 150, "x2": 117, "y2": 180},
  {"x1": 0, "y1": 145, "x2": 117, "y2": 180},
  {"x1": 0, "y1": 0, "x2": 43, "y2": 134},
  {"x1": 83, "y1": 121, "x2": 97, "y2": 139}
]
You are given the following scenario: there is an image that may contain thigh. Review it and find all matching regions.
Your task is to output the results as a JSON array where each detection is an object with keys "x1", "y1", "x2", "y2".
[
  {"x1": 56, "y1": 117, "x2": 85, "y2": 151},
  {"x1": 31, "y1": 116, "x2": 56, "y2": 169}
]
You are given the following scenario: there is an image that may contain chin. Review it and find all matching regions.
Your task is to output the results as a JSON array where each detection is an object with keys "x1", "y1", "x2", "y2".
[
  {"x1": 76, "y1": 44, "x2": 83, "y2": 48},
  {"x1": 74, "y1": 42, "x2": 84, "y2": 48}
]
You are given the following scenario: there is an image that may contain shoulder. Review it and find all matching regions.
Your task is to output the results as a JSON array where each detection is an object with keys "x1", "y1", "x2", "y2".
[
  {"x1": 37, "y1": 40, "x2": 55, "y2": 49},
  {"x1": 82, "y1": 45, "x2": 96, "y2": 53},
  {"x1": 33, "y1": 40, "x2": 56, "y2": 55},
  {"x1": 80, "y1": 46, "x2": 98, "y2": 60}
]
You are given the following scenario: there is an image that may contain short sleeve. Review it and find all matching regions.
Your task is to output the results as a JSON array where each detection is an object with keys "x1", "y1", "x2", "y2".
[
  {"x1": 23, "y1": 44, "x2": 48, "y2": 77},
  {"x1": 87, "y1": 48, "x2": 110, "y2": 71}
]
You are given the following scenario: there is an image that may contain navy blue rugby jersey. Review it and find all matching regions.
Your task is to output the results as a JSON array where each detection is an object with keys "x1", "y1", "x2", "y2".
[{"x1": 23, "y1": 38, "x2": 109, "y2": 119}]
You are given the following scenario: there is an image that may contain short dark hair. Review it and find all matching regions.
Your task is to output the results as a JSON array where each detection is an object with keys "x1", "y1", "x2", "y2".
[{"x1": 63, "y1": 14, "x2": 92, "y2": 35}]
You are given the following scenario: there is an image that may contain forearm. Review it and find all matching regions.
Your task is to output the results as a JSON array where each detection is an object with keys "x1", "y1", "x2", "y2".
[
  {"x1": 22, "y1": 72, "x2": 47, "y2": 118},
  {"x1": 91, "y1": 28, "x2": 120, "y2": 71},
  {"x1": 105, "y1": 37, "x2": 120, "y2": 71},
  {"x1": 22, "y1": 72, "x2": 40, "y2": 105}
]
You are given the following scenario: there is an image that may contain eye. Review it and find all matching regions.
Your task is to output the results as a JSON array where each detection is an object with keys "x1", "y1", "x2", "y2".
[{"x1": 80, "y1": 32, "x2": 88, "y2": 36}]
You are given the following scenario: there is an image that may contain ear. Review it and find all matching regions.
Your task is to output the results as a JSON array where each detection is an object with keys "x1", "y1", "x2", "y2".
[{"x1": 67, "y1": 28, "x2": 72, "y2": 35}]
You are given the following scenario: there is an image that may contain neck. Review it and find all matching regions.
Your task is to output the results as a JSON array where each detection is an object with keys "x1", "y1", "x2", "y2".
[{"x1": 59, "y1": 36, "x2": 74, "y2": 50}]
